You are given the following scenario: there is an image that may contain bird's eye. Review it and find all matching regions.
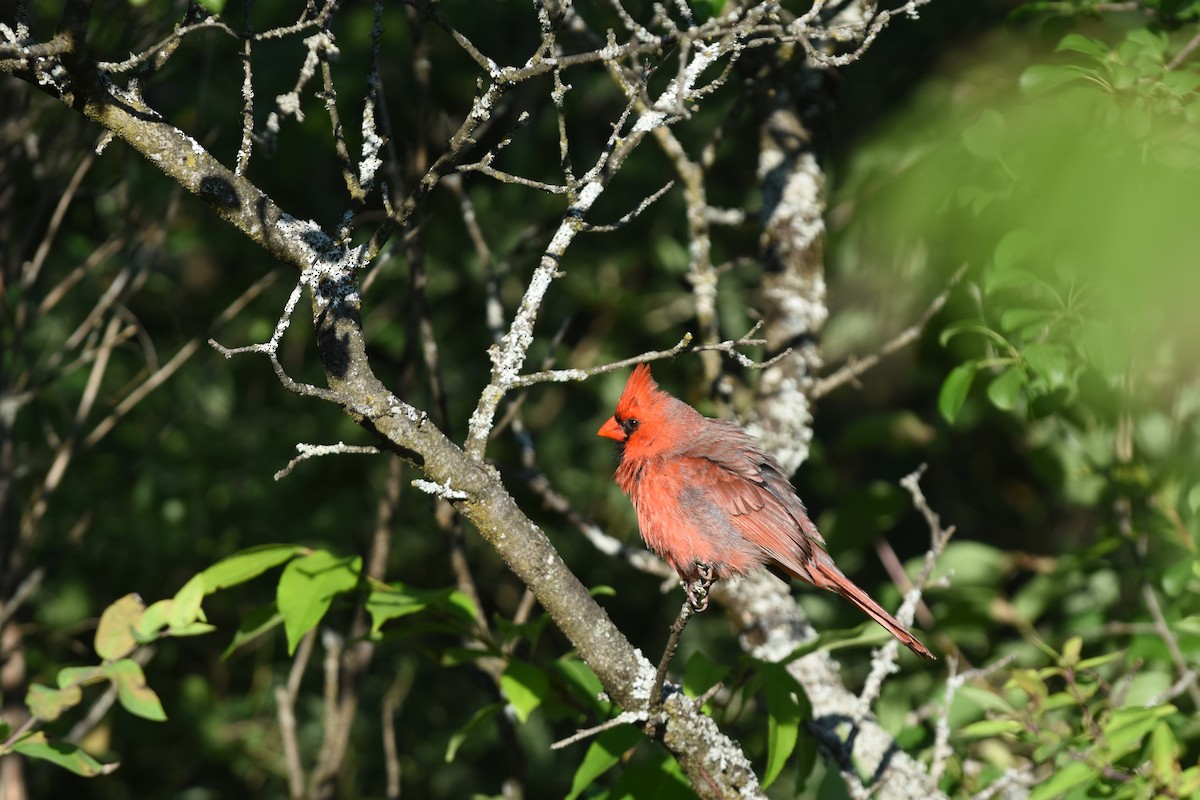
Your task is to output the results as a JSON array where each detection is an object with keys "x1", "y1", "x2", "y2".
[{"x1": 620, "y1": 417, "x2": 640, "y2": 435}]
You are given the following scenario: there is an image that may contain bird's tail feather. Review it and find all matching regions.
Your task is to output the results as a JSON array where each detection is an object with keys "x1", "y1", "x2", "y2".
[{"x1": 809, "y1": 559, "x2": 935, "y2": 660}]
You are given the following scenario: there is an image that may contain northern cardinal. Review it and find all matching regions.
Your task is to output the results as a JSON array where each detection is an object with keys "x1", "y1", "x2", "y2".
[{"x1": 598, "y1": 364, "x2": 934, "y2": 659}]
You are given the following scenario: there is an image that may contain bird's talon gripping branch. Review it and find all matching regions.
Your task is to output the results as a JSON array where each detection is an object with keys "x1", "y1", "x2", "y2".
[{"x1": 686, "y1": 562, "x2": 716, "y2": 612}]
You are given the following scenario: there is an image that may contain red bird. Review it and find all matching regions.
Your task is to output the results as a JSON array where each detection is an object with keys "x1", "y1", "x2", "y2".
[{"x1": 598, "y1": 364, "x2": 934, "y2": 659}]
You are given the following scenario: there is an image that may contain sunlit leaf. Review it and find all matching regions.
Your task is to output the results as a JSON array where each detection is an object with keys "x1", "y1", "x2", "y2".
[
  {"x1": 500, "y1": 660, "x2": 551, "y2": 724},
  {"x1": 95, "y1": 594, "x2": 145, "y2": 661},
  {"x1": 201, "y1": 544, "x2": 304, "y2": 593},
  {"x1": 277, "y1": 550, "x2": 361, "y2": 654},
  {"x1": 11, "y1": 733, "x2": 116, "y2": 777},
  {"x1": 26, "y1": 683, "x2": 82, "y2": 722},
  {"x1": 103, "y1": 659, "x2": 167, "y2": 721}
]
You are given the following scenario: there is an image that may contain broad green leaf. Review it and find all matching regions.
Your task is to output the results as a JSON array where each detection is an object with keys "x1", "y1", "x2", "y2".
[
  {"x1": 986, "y1": 367, "x2": 1026, "y2": 411},
  {"x1": 606, "y1": 748, "x2": 693, "y2": 799},
  {"x1": 759, "y1": 663, "x2": 807, "y2": 788},
  {"x1": 11, "y1": 733, "x2": 115, "y2": 777},
  {"x1": 197, "y1": 0, "x2": 226, "y2": 11},
  {"x1": 277, "y1": 550, "x2": 361, "y2": 655},
  {"x1": 1102, "y1": 705, "x2": 1175, "y2": 760},
  {"x1": 1162, "y1": 557, "x2": 1197, "y2": 598},
  {"x1": 103, "y1": 659, "x2": 167, "y2": 721},
  {"x1": 201, "y1": 544, "x2": 305, "y2": 593},
  {"x1": 221, "y1": 604, "x2": 283, "y2": 660},
  {"x1": 681, "y1": 650, "x2": 728, "y2": 701},
  {"x1": 95, "y1": 594, "x2": 145, "y2": 661},
  {"x1": 998, "y1": 307, "x2": 1050, "y2": 335},
  {"x1": 1019, "y1": 64, "x2": 1092, "y2": 95},
  {"x1": 500, "y1": 659, "x2": 552, "y2": 724},
  {"x1": 57, "y1": 665, "x2": 105, "y2": 689},
  {"x1": 565, "y1": 725, "x2": 642, "y2": 800},
  {"x1": 444, "y1": 701, "x2": 503, "y2": 763},
  {"x1": 938, "y1": 362, "x2": 977, "y2": 423},
  {"x1": 26, "y1": 683, "x2": 82, "y2": 722},
  {"x1": 555, "y1": 657, "x2": 606, "y2": 715},
  {"x1": 1022, "y1": 343, "x2": 1069, "y2": 388},
  {"x1": 1056, "y1": 34, "x2": 1111, "y2": 60},
  {"x1": 365, "y1": 583, "x2": 477, "y2": 635},
  {"x1": 135, "y1": 600, "x2": 174, "y2": 641},
  {"x1": 984, "y1": 267, "x2": 1045, "y2": 294},
  {"x1": 171, "y1": 574, "x2": 206, "y2": 628},
  {"x1": 1148, "y1": 721, "x2": 1179, "y2": 782},
  {"x1": 1124, "y1": 27, "x2": 1168, "y2": 59}
]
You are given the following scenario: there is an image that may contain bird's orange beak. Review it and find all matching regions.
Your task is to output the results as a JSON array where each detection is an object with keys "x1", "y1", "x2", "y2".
[{"x1": 597, "y1": 417, "x2": 624, "y2": 441}]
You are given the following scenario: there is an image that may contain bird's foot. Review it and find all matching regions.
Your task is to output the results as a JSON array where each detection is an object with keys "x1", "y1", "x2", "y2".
[{"x1": 685, "y1": 562, "x2": 717, "y2": 612}]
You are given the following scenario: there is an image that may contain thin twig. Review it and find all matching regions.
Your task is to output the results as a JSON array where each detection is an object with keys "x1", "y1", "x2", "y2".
[{"x1": 813, "y1": 264, "x2": 968, "y2": 399}]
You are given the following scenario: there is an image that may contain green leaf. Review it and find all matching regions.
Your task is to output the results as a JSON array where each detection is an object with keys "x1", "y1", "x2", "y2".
[
  {"x1": 135, "y1": 600, "x2": 174, "y2": 641},
  {"x1": 959, "y1": 719, "x2": 1024, "y2": 738},
  {"x1": 1162, "y1": 558, "x2": 1197, "y2": 598},
  {"x1": 555, "y1": 657, "x2": 607, "y2": 715},
  {"x1": 200, "y1": 544, "x2": 305, "y2": 593},
  {"x1": 939, "y1": 362, "x2": 977, "y2": 423},
  {"x1": 1102, "y1": 705, "x2": 1175, "y2": 760},
  {"x1": 277, "y1": 550, "x2": 361, "y2": 654},
  {"x1": 938, "y1": 320, "x2": 991, "y2": 347},
  {"x1": 1056, "y1": 33, "x2": 1111, "y2": 60},
  {"x1": 500, "y1": 659, "x2": 552, "y2": 724},
  {"x1": 365, "y1": 583, "x2": 477, "y2": 635},
  {"x1": 167, "y1": 622, "x2": 216, "y2": 637},
  {"x1": 1028, "y1": 760, "x2": 1097, "y2": 800},
  {"x1": 1059, "y1": 635, "x2": 1082, "y2": 668},
  {"x1": 1019, "y1": 64, "x2": 1091, "y2": 94},
  {"x1": 171, "y1": 574, "x2": 206, "y2": 628},
  {"x1": 196, "y1": 0, "x2": 226, "y2": 12},
  {"x1": 565, "y1": 725, "x2": 642, "y2": 800},
  {"x1": 962, "y1": 109, "x2": 1006, "y2": 161},
  {"x1": 986, "y1": 366, "x2": 1027, "y2": 411},
  {"x1": 103, "y1": 659, "x2": 167, "y2": 721},
  {"x1": 606, "y1": 748, "x2": 693, "y2": 799},
  {"x1": 26, "y1": 683, "x2": 82, "y2": 722},
  {"x1": 221, "y1": 604, "x2": 284, "y2": 660},
  {"x1": 998, "y1": 307, "x2": 1050, "y2": 335},
  {"x1": 1077, "y1": 651, "x2": 1124, "y2": 670},
  {"x1": 1022, "y1": 343, "x2": 1070, "y2": 388},
  {"x1": 759, "y1": 663, "x2": 808, "y2": 788},
  {"x1": 95, "y1": 594, "x2": 145, "y2": 661},
  {"x1": 1148, "y1": 721, "x2": 1180, "y2": 782},
  {"x1": 681, "y1": 650, "x2": 729, "y2": 701},
  {"x1": 11, "y1": 732, "x2": 115, "y2": 777},
  {"x1": 57, "y1": 665, "x2": 105, "y2": 689},
  {"x1": 444, "y1": 701, "x2": 503, "y2": 763}
]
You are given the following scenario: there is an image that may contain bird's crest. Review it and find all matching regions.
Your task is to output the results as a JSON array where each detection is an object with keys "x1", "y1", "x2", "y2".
[{"x1": 617, "y1": 363, "x2": 662, "y2": 417}]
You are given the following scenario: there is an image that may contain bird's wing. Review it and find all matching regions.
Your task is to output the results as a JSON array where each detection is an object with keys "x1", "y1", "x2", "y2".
[{"x1": 680, "y1": 425, "x2": 828, "y2": 578}]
